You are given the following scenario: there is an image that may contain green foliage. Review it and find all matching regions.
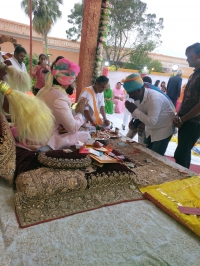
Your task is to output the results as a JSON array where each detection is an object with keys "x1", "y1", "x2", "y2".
[
  {"x1": 148, "y1": 60, "x2": 163, "y2": 73},
  {"x1": 66, "y1": 0, "x2": 163, "y2": 63},
  {"x1": 123, "y1": 41, "x2": 163, "y2": 72},
  {"x1": 24, "y1": 53, "x2": 39, "y2": 86},
  {"x1": 21, "y1": 0, "x2": 63, "y2": 54},
  {"x1": 124, "y1": 42, "x2": 153, "y2": 70},
  {"x1": 66, "y1": 2, "x2": 84, "y2": 41},
  {"x1": 124, "y1": 54, "x2": 163, "y2": 73}
]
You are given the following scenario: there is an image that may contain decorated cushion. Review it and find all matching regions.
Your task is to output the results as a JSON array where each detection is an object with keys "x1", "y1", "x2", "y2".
[
  {"x1": 16, "y1": 167, "x2": 87, "y2": 200},
  {"x1": 0, "y1": 113, "x2": 16, "y2": 184},
  {"x1": 38, "y1": 150, "x2": 92, "y2": 169},
  {"x1": 140, "y1": 176, "x2": 200, "y2": 237}
]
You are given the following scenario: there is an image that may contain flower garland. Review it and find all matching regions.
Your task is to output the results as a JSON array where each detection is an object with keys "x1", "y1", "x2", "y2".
[{"x1": 92, "y1": 0, "x2": 111, "y2": 83}]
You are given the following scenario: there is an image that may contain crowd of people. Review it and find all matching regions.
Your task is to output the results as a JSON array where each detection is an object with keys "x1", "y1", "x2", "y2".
[{"x1": 0, "y1": 42, "x2": 200, "y2": 170}]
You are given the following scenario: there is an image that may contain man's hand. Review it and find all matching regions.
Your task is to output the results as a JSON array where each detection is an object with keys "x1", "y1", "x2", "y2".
[
  {"x1": 137, "y1": 122, "x2": 145, "y2": 131},
  {"x1": 75, "y1": 97, "x2": 88, "y2": 114},
  {"x1": 104, "y1": 119, "x2": 110, "y2": 126},
  {"x1": 125, "y1": 101, "x2": 137, "y2": 113},
  {"x1": 137, "y1": 122, "x2": 145, "y2": 134},
  {"x1": 58, "y1": 124, "x2": 67, "y2": 134},
  {"x1": 173, "y1": 116, "x2": 182, "y2": 128},
  {"x1": 129, "y1": 118, "x2": 135, "y2": 129}
]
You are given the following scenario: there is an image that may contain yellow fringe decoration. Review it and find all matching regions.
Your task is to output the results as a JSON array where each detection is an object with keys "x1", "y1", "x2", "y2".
[
  {"x1": 6, "y1": 66, "x2": 32, "y2": 92},
  {"x1": 0, "y1": 81, "x2": 55, "y2": 144}
]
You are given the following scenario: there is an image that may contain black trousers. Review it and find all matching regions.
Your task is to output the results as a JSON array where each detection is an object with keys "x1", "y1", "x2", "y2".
[
  {"x1": 144, "y1": 135, "x2": 172, "y2": 156},
  {"x1": 168, "y1": 96, "x2": 178, "y2": 108},
  {"x1": 174, "y1": 121, "x2": 200, "y2": 168}
]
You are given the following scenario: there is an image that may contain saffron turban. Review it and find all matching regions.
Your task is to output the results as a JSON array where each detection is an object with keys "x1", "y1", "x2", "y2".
[
  {"x1": 51, "y1": 58, "x2": 80, "y2": 86},
  {"x1": 123, "y1": 73, "x2": 144, "y2": 93}
]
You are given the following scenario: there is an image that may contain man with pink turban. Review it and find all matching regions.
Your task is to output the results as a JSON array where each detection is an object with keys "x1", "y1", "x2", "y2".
[{"x1": 36, "y1": 57, "x2": 90, "y2": 150}]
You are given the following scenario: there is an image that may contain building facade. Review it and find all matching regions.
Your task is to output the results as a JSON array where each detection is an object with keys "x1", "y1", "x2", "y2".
[
  {"x1": 0, "y1": 18, "x2": 193, "y2": 77},
  {"x1": 0, "y1": 18, "x2": 80, "y2": 64}
]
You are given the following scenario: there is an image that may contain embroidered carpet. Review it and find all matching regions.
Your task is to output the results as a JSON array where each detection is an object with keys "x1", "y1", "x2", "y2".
[{"x1": 15, "y1": 140, "x2": 195, "y2": 228}]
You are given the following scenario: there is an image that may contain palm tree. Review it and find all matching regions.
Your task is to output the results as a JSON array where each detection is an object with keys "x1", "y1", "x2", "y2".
[{"x1": 21, "y1": 0, "x2": 63, "y2": 56}]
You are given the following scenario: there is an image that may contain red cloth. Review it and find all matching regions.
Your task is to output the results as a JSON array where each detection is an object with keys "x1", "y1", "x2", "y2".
[
  {"x1": 68, "y1": 93, "x2": 76, "y2": 103},
  {"x1": 0, "y1": 59, "x2": 12, "y2": 81}
]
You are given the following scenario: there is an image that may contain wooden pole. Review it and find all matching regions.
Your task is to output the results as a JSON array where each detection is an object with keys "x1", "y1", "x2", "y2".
[
  {"x1": 29, "y1": 0, "x2": 32, "y2": 78},
  {"x1": 76, "y1": 0, "x2": 102, "y2": 100}
]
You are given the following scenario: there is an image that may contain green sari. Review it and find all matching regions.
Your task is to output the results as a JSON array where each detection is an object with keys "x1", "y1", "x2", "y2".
[{"x1": 104, "y1": 88, "x2": 114, "y2": 114}]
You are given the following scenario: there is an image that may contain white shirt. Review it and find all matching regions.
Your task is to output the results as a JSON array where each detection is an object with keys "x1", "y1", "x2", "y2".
[
  {"x1": 0, "y1": 56, "x2": 27, "y2": 115},
  {"x1": 132, "y1": 89, "x2": 175, "y2": 142},
  {"x1": 80, "y1": 86, "x2": 105, "y2": 122},
  {"x1": 6, "y1": 56, "x2": 27, "y2": 72},
  {"x1": 3, "y1": 56, "x2": 27, "y2": 86}
]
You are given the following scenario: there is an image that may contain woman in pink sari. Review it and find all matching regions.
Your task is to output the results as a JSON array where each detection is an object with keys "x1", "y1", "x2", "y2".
[{"x1": 113, "y1": 82, "x2": 125, "y2": 113}]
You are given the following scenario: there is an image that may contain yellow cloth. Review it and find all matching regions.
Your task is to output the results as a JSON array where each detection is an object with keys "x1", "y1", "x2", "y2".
[
  {"x1": 81, "y1": 87, "x2": 102, "y2": 125},
  {"x1": 140, "y1": 176, "x2": 200, "y2": 236}
]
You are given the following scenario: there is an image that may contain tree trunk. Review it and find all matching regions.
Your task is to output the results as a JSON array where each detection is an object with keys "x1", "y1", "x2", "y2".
[{"x1": 44, "y1": 35, "x2": 50, "y2": 66}]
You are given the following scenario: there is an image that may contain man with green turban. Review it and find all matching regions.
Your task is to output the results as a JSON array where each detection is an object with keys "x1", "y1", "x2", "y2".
[{"x1": 123, "y1": 73, "x2": 175, "y2": 156}]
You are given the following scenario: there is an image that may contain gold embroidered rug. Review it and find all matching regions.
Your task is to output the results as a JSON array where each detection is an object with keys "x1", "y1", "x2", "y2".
[
  {"x1": 15, "y1": 140, "x2": 195, "y2": 228},
  {"x1": 15, "y1": 167, "x2": 143, "y2": 228}
]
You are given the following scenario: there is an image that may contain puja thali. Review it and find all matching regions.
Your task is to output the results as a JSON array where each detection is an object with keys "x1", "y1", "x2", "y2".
[
  {"x1": 94, "y1": 131, "x2": 110, "y2": 141},
  {"x1": 105, "y1": 130, "x2": 121, "y2": 139},
  {"x1": 90, "y1": 130, "x2": 122, "y2": 141}
]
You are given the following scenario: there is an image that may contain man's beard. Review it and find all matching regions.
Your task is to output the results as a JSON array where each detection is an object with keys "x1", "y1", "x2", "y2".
[{"x1": 66, "y1": 85, "x2": 74, "y2": 95}]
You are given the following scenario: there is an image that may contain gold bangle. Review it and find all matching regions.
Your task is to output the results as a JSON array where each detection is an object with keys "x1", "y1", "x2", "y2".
[
  {"x1": 4, "y1": 87, "x2": 12, "y2": 95},
  {"x1": 0, "y1": 81, "x2": 12, "y2": 94}
]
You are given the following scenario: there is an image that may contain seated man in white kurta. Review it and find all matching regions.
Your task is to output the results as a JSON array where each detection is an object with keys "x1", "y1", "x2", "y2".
[{"x1": 78, "y1": 76, "x2": 110, "y2": 126}]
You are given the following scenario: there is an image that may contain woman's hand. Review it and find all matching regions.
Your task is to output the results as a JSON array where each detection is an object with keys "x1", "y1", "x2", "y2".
[
  {"x1": 75, "y1": 97, "x2": 88, "y2": 114},
  {"x1": 41, "y1": 61, "x2": 47, "y2": 69}
]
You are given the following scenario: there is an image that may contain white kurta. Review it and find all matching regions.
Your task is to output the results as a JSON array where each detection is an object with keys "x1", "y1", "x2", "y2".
[
  {"x1": 79, "y1": 86, "x2": 105, "y2": 123},
  {"x1": 3, "y1": 56, "x2": 27, "y2": 86},
  {"x1": 4, "y1": 56, "x2": 27, "y2": 72},
  {"x1": 131, "y1": 89, "x2": 175, "y2": 142}
]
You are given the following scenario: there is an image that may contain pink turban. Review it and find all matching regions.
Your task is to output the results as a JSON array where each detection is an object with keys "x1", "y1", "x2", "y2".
[{"x1": 51, "y1": 58, "x2": 80, "y2": 86}]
